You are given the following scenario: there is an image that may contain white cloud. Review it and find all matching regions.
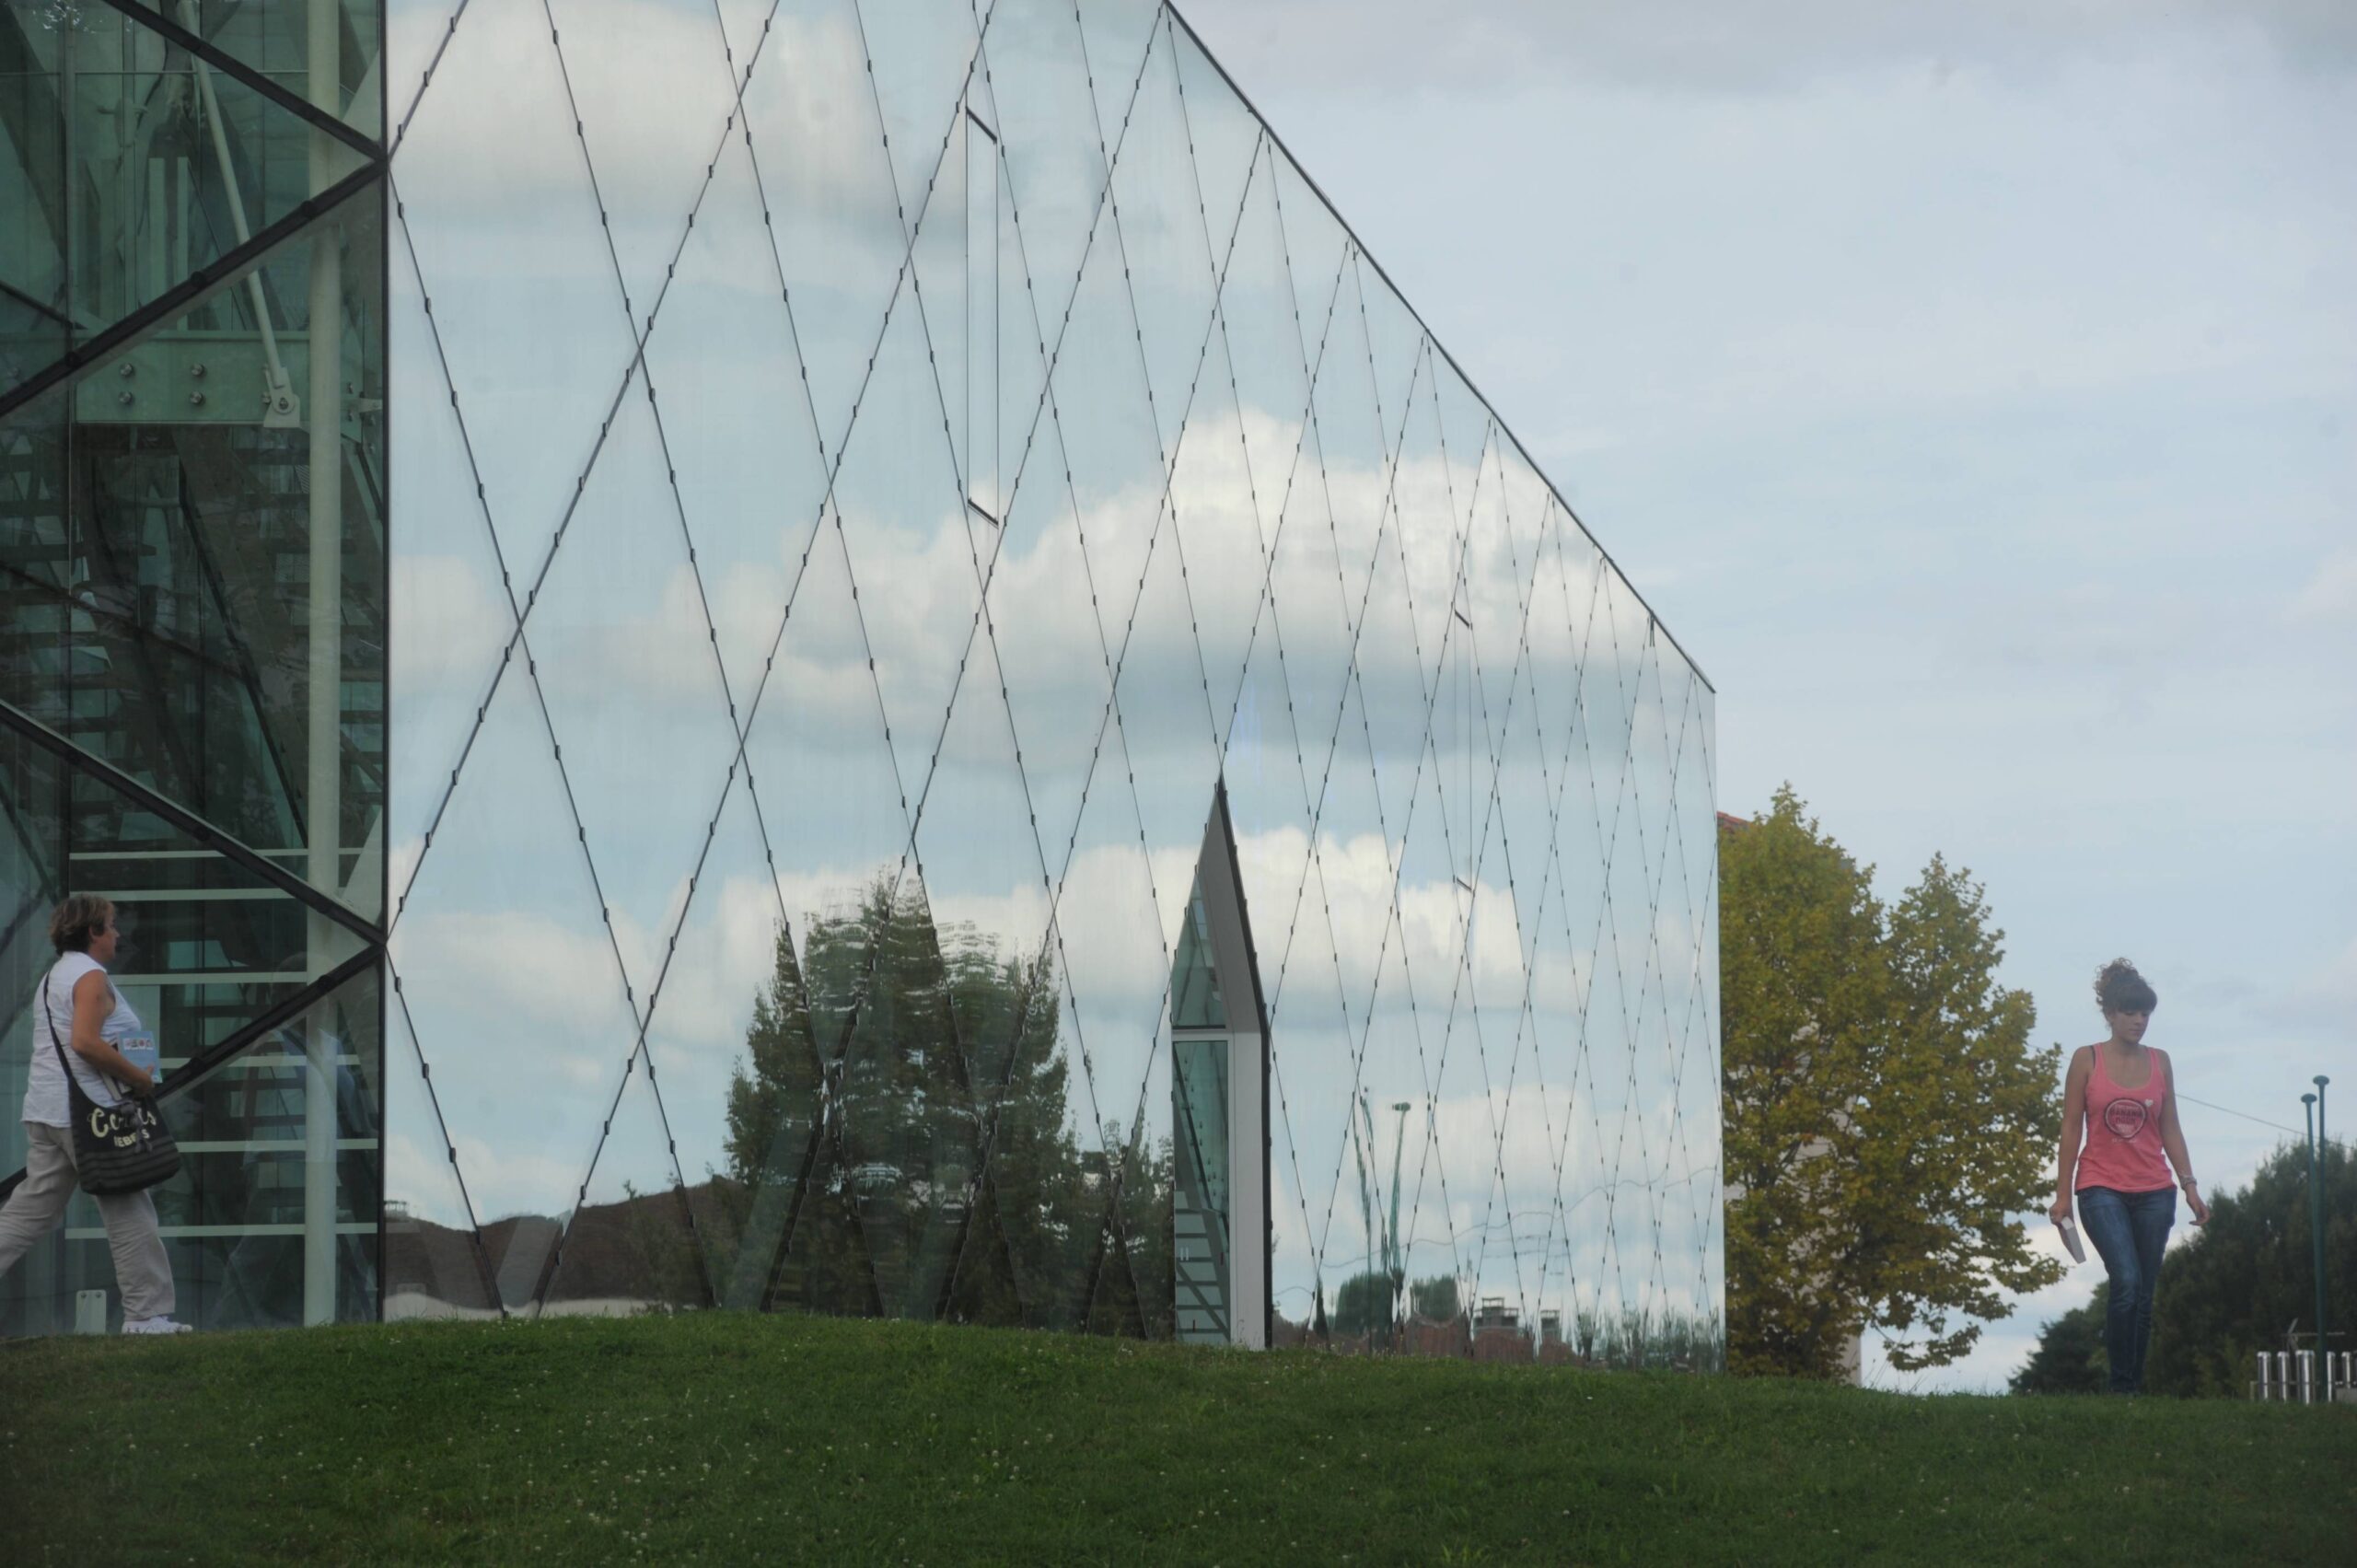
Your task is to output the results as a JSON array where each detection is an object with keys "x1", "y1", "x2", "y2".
[
  {"x1": 1180, "y1": 0, "x2": 2357, "y2": 95},
  {"x1": 2288, "y1": 551, "x2": 2357, "y2": 628}
]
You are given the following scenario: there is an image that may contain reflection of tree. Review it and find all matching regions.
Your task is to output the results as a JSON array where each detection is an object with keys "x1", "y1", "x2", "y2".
[
  {"x1": 1411, "y1": 1274, "x2": 1460, "y2": 1322},
  {"x1": 715, "y1": 873, "x2": 1173, "y2": 1332}
]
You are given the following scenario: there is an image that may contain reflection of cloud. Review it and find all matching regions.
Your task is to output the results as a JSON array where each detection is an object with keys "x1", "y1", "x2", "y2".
[
  {"x1": 390, "y1": 908, "x2": 634, "y2": 1040},
  {"x1": 391, "y1": 553, "x2": 508, "y2": 695},
  {"x1": 385, "y1": 1132, "x2": 467, "y2": 1227}
]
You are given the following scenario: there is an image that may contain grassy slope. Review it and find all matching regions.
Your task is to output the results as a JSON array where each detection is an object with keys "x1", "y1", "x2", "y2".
[{"x1": 3, "y1": 1315, "x2": 2351, "y2": 1566}]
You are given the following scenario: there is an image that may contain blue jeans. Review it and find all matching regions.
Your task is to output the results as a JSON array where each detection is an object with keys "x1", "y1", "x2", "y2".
[{"x1": 2078, "y1": 1185, "x2": 2174, "y2": 1394}]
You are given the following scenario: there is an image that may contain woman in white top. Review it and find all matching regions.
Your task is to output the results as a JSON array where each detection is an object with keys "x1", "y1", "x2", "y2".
[{"x1": 0, "y1": 894, "x2": 188, "y2": 1333}]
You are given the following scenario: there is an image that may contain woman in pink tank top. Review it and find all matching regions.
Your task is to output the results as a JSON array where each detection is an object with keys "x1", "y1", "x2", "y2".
[{"x1": 2050, "y1": 959, "x2": 2209, "y2": 1394}]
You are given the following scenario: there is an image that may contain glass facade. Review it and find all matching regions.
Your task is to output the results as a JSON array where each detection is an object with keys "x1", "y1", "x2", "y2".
[
  {"x1": 4, "y1": 0, "x2": 1719, "y2": 1364},
  {"x1": 1, "y1": 0, "x2": 389, "y2": 1331}
]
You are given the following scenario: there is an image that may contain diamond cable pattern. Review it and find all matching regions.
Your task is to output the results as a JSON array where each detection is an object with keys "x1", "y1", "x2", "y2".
[{"x1": 357, "y1": 0, "x2": 1722, "y2": 1358}]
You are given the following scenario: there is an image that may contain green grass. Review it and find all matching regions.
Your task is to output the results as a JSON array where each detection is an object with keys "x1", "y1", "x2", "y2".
[{"x1": 4, "y1": 1315, "x2": 2352, "y2": 1566}]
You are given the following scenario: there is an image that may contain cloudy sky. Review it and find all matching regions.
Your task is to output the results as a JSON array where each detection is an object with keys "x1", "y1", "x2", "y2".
[{"x1": 1177, "y1": 0, "x2": 2357, "y2": 1389}]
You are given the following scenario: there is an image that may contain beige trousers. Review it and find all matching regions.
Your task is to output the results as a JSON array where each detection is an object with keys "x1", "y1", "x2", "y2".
[{"x1": 0, "y1": 1121, "x2": 176, "y2": 1322}]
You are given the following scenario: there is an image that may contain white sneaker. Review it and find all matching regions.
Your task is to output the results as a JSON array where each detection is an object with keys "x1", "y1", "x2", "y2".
[{"x1": 122, "y1": 1316, "x2": 193, "y2": 1335}]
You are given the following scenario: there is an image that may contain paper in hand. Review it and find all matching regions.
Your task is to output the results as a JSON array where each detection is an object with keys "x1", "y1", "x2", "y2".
[{"x1": 117, "y1": 1034, "x2": 159, "y2": 1077}]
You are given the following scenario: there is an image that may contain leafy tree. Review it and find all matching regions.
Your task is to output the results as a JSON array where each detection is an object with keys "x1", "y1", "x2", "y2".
[
  {"x1": 2009, "y1": 1287, "x2": 2107, "y2": 1394},
  {"x1": 2015, "y1": 1142, "x2": 2357, "y2": 1397},
  {"x1": 1722, "y1": 787, "x2": 2063, "y2": 1376}
]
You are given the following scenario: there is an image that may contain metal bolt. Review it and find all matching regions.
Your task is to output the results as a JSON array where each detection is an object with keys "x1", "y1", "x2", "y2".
[
  {"x1": 117, "y1": 362, "x2": 134, "y2": 378},
  {"x1": 117, "y1": 390, "x2": 134, "y2": 406},
  {"x1": 188, "y1": 391, "x2": 205, "y2": 408},
  {"x1": 189, "y1": 363, "x2": 205, "y2": 379}
]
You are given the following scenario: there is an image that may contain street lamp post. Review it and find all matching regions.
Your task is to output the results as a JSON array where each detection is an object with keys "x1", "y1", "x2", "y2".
[
  {"x1": 2305, "y1": 1091, "x2": 2326, "y2": 1395},
  {"x1": 2316, "y1": 1076, "x2": 2331, "y2": 1394}
]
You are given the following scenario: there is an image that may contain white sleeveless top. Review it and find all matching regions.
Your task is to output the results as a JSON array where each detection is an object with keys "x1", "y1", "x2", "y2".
[{"x1": 22, "y1": 952, "x2": 141, "y2": 1128}]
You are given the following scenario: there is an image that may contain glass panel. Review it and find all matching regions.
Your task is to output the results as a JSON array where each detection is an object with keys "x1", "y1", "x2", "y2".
[
  {"x1": 152, "y1": 958, "x2": 382, "y2": 1330},
  {"x1": 541, "y1": 1045, "x2": 706, "y2": 1314},
  {"x1": 765, "y1": 1131, "x2": 882, "y2": 1318},
  {"x1": 558, "y1": 0, "x2": 738, "y2": 326},
  {"x1": 3, "y1": 194, "x2": 388, "y2": 915},
  {"x1": 1028, "y1": 710, "x2": 1166, "y2": 1328},
  {"x1": 1356, "y1": 901, "x2": 1457, "y2": 1343},
  {"x1": 962, "y1": 948, "x2": 1088, "y2": 1329},
  {"x1": 382, "y1": 0, "x2": 456, "y2": 146},
  {"x1": 1170, "y1": 1032, "x2": 1227, "y2": 1342},
  {"x1": 1167, "y1": 883, "x2": 1224, "y2": 1030},
  {"x1": 909, "y1": 627, "x2": 1072, "y2": 1326},
  {"x1": 854, "y1": 0, "x2": 978, "y2": 230},
  {"x1": 637, "y1": 116, "x2": 830, "y2": 708},
  {"x1": 0, "y1": 29, "x2": 69, "y2": 395},
  {"x1": 1167, "y1": 25, "x2": 1258, "y2": 271},
  {"x1": 383, "y1": 205, "x2": 516, "y2": 881},
  {"x1": 828, "y1": 869, "x2": 970, "y2": 1319},
  {"x1": 741, "y1": 507, "x2": 914, "y2": 1058},
  {"x1": 1104, "y1": 1007, "x2": 1172, "y2": 1339},
  {"x1": 989, "y1": 409, "x2": 1116, "y2": 870},
  {"x1": 521, "y1": 358, "x2": 743, "y2": 985},
  {"x1": 385, "y1": 644, "x2": 642, "y2": 1311},
  {"x1": 1355, "y1": 264, "x2": 1425, "y2": 480},
  {"x1": 382, "y1": 979, "x2": 497, "y2": 1318},
  {"x1": 737, "y1": 0, "x2": 917, "y2": 457},
  {"x1": 1037, "y1": 180, "x2": 1170, "y2": 684},
  {"x1": 58, "y1": 17, "x2": 367, "y2": 347},
  {"x1": 981, "y1": 0, "x2": 1109, "y2": 335},
  {"x1": 1070, "y1": 0, "x2": 1158, "y2": 164},
  {"x1": 0, "y1": 384, "x2": 70, "y2": 713},
  {"x1": 389, "y1": 1, "x2": 633, "y2": 571},
  {"x1": 1102, "y1": 16, "x2": 1209, "y2": 462},
  {"x1": 1267, "y1": 147, "x2": 1347, "y2": 379},
  {"x1": 674, "y1": 775, "x2": 827, "y2": 1311},
  {"x1": 828, "y1": 291, "x2": 981, "y2": 800},
  {"x1": 1310, "y1": 674, "x2": 1396, "y2": 1028},
  {"x1": 117, "y1": 0, "x2": 386, "y2": 135}
]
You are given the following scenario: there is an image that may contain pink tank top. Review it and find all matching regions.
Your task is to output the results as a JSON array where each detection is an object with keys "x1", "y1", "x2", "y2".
[{"x1": 2075, "y1": 1046, "x2": 2173, "y2": 1193}]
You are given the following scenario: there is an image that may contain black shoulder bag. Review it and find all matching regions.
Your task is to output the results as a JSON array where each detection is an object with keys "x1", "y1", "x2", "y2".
[{"x1": 41, "y1": 969, "x2": 181, "y2": 1197}]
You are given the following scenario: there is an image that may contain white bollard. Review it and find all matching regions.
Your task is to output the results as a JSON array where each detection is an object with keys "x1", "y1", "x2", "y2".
[
  {"x1": 2255, "y1": 1353, "x2": 2270, "y2": 1401},
  {"x1": 74, "y1": 1290, "x2": 108, "y2": 1334},
  {"x1": 2299, "y1": 1351, "x2": 2316, "y2": 1405}
]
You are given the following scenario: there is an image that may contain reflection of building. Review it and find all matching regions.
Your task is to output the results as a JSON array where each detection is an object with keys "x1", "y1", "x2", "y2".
[{"x1": 2, "y1": 1, "x2": 1720, "y2": 1357}]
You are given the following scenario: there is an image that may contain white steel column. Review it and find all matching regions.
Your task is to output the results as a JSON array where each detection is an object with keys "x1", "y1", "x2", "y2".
[{"x1": 300, "y1": 0, "x2": 344, "y2": 1327}]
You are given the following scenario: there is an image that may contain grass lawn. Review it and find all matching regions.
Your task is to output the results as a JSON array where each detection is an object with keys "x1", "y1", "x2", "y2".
[{"x1": 3, "y1": 1313, "x2": 2351, "y2": 1565}]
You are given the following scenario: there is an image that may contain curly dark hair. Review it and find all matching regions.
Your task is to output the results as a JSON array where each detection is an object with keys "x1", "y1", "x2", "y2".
[{"x1": 2095, "y1": 958, "x2": 2157, "y2": 1016}]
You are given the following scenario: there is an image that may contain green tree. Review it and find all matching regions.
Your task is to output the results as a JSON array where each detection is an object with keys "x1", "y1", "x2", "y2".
[
  {"x1": 2016, "y1": 1142, "x2": 2357, "y2": 1397},
  {"x1": 2009, "y1": 1287, "x2": 2107, "y2": 1394},
  {"x1": 1722, "y1": 787, "x2": 2063, "y2": 1376}
]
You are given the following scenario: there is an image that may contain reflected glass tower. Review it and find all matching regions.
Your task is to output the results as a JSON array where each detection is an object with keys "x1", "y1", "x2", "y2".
[{"x1": 2, "y1": 0, "x2": 1720, "y2": 1363}]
